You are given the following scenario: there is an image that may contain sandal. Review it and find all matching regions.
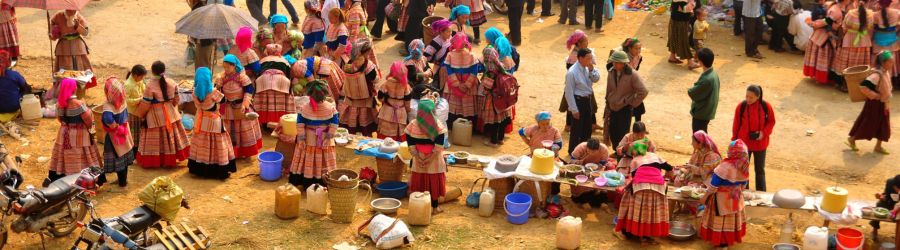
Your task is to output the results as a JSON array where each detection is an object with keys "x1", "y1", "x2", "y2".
[
  {"x1": 668, "y1": 58, "x2": 683, "y2": 64},
  {"x1": 844, "y1": 140, "x2": 859, "y2": 151},
  {"x1": 875, "y1": 147, "x2": 891, "y2": 155}
]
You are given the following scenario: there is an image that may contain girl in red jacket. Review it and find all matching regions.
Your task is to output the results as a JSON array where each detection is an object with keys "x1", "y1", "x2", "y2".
[{"x1": 731, "y1": 85, "x2": 776, "y2": 191}]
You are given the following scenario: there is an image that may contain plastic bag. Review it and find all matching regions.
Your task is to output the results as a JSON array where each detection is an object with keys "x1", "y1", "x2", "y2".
[
  {"x1": 357, "y1": 214, "x2": 415, "y2": 249},
  {"x1": 137, "y1": 176, "x2": 184, "y2": 221}
]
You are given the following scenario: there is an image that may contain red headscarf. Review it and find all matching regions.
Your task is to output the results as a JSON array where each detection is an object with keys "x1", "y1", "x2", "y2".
[
  {"x1": 57, "y1": 78, "x2": 77, "y2": 108},
  {"x1": 235, "y1": 26, "x2": 254, "y2": 53},
  {"x1": 388, "y1": 61, "x2": 408, "y2": 86},
  {"x1": 104, "y1": 77, "x2": 126, "y2": 110}
]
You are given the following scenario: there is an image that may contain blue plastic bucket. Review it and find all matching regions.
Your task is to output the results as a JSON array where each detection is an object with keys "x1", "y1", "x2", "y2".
[
  {"x1": 504, "y1": 192, "x2": 532, "y2": 225},
  {"x1": 258, "y1": 151, "x2": 283, "y2": 181},
  {"x1": 376, "y1": 181, "x2": 409, "y2": 199}
]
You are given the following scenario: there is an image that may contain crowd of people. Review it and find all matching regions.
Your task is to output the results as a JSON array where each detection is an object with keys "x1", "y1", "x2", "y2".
[{"x1": 0, "y1": 0, "x2": 893, "y2": 248}]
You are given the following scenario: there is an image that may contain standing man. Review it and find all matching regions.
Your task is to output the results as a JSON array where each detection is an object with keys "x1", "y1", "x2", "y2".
[
  {"x1": 246, "y1": 0, "x2": 267, "y2": 25},
  {"x1": 508, "y1": 0, "x2": 526, "y2": 46},
  {"x1": 565, "y1": 49, "x2": 601, "y2": 154},
  {"x1": 270, "y1": 0, "x2": 301, "y2": 26},
  {"x1": 605, "y1": 50, "x2": 647, "y2": 150},
  {"x1": 733, "y1": 0, "x2": 743, "y2": 36},
  {"x1": 584, "y1": 0, "x2": 603, "y2": 33},
  {"x1": 742, "y1": 0, "x2": 764, "y2": 59},
  {"x1": 687, "y1": 48, "x2": 719, "y2": 133},
  {"x1": 372, "y1": 0, "x2": 398, "y2": 40},
  {"x1": 527, "y1": 0, "x2": 554, "y2": 16},
  {"x1": 558, "y1": 0, "x2": 579, "y2": 25}
]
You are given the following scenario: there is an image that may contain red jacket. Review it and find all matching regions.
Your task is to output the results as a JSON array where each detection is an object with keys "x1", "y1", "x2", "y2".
[{"x1": 731, "y1": 101, "x2": 776, "y2": 151}]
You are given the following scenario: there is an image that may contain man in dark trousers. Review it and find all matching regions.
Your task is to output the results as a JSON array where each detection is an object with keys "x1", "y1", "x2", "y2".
[
  {"x1": 507, "y1": 0, "x2": 526, "y2": 45},
  {"x1": 372, "y1": 0, "x2": 398, "y2": 39},
  {"x1": 270, "y1": 0, "x2": 301, "y2": 26},
  {"x1": 688, "y1": 48, "x2": 720, "y2": 133},
  {"x1": 246, "y1": 0, "x2": 267, "y2": 25},
  {"x1": 733, "y1": 0, "x2": 743, "y2": 36},
  {"x1": 565, "y1": 49, "x2": 601, "y2": 154},
  {"x1": 527, "y1": 0, "x2": 554, "y2": 16}
]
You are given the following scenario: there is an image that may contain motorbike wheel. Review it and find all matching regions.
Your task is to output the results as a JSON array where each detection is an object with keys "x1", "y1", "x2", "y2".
[
  {"x1": 491, "y1": 0, "x2": 508, "y2": 15},
  {"x1": 48, "y1": 200, "x2": 87, "y2": 237}
]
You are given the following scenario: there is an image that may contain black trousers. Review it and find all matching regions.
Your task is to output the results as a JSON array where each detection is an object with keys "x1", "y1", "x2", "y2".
[
  {"x1": 608, "y1": 107, "x2": 633, "y2": 151},
  {"x1": 743, "y1": 16, "x2": 763, "y2": 56},
  {"x1": 584, "y1": 0, "x2": 603, "y2": 29},
  {"x1": 246, "y1": 0, "x2": 268, "y2": 25},
  {"x1": 526, "y1": 0, "x2": 553, "y2": 15},
  {"x1": 484, "y1": 118, "x2": 511, "y2": 144},
  {"x1": 269, "y1": 0, "x2": 300, "y2": 23},
  {"x1": 97, "y1": 168, "x2": 129, "y2": 187},
  {"x1": 371, "y1": 0, "x2": 397, "y2": 37},
  {"x1": 733, "y1": 0, "x2": 743, "y2": 35},
  {"x1": 567, "y1": 96, "x2": 596, "y2": 154},
  {"x1": 508, "y1": 4, "x2": 525, "y2": 45},
  {"x1": 692, "y1": 118, "x2": 710, "y2": 133},
  {"x1": 750, "y1": 150, "x2": 767, "y2": 191},
  {"x1": 768, "y1": 13, "x2": 795, "y2": 50}
]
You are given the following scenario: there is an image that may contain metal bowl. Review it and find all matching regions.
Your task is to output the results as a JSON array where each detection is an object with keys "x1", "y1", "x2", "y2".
[
  {"x1": 772, "y1": 243, "x2": 800, "y2": 250},
  {"x1": 668, "y1": 221, "x2": 697, "y2": 241},
  {"x1": 370, "y1": 198, "x2": 402, "y2": 214}
]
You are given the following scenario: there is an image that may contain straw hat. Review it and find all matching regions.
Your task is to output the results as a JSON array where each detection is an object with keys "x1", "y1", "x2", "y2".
[{"x1": 609, "y1": 50, "x2": 630, "y2": 63}]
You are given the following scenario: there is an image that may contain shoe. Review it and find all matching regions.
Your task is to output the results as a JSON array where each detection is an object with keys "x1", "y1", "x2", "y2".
[
  {"x1": 541, "y1": 12, "x2": 557, "y2": 16},
  {"x1": 372, "y1": 36, "x2": 383, "y2": 41},
  {"x1": 558, "y1": 20, "x2": 567, "y2": 24},
  {"x1": 570, "y1": 21, "x2": 581, "y2": 25},
  {"x1": 473, "y1": 38, "x2": 481, "y2": 44},
  {"x1": 748, "y1": 53, "x2": 764, "y2": 59},
  {"x1": 772, "y1": 48, "x2": 786, "y2": 53}
]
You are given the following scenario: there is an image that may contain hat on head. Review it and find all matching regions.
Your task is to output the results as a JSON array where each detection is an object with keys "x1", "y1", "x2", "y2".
[{"x1": 609, "y1": 50, "x2": 630, "y2": 63}]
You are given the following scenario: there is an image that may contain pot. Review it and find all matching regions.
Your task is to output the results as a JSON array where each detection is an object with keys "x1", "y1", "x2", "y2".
[
  {"x1": 370, "y1": 198, "x2": 402, "y2": 214},
  {"x1": 453, "y1": 152, "x2": 470, "y2": 165},
  {"x1": 668, "y1": 221, "x2": 696, "y2": 241},
  {"x1": 862, "y1": 207, "x2": 874, "y2": 217},
  {"x1": 772, "y1": 189, "x2": 806, "y2": 209},
  {"x1": 379, "y1": 138, "x2": 400, "y2": 153},
  {"x1": 495, "y1": 155, "x2": 520, "y2": 173},
  {"x1": 874, "y1": 207, "x2": 890, "y2": 219},
  {"x1": 772, "y1": 243, "x2": 800, "y2": 250},
  {"x1": 560, "y1": 164, "x2": 585, "y2": 178}
]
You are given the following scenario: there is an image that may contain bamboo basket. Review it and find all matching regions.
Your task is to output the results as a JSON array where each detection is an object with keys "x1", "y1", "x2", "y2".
[
  {"x1": 327, "y1": 183, "x2": 371, "y2": 223},
  {"x1": 489, "y1": 177, "x2": 515, "y2": 208},
  {"x1": 422, "y1": 16, "x2": 444, "y2": 45},
  {"x1": 843, "y1": 65, "x2": 872, "y2": 102},
  {"x1": 91, "y1": 105, "x2": 106, "y2": 144},
  {"x1": 325, "y1": 169, "x2": 360, "y2": 189},
  {"x1": 376, "y1": 157, "x2": 405, "y2": 182}
]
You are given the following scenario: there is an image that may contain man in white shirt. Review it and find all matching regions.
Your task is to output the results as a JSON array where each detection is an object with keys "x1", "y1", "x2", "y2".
[
  {"x1": 564, "y1": 48, "x2": 601, "y2": 154},
  {"x1": 743, "y1": 0, "x2": 764, "y2": 59}
]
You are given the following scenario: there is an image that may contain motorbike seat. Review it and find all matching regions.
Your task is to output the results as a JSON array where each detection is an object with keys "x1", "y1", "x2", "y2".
[
  {"x1": 118, "y1": 205, "x2": 160, "y2": 235},
  {"x1": 38, "y1": 175, "x2": 78, "y2": 203}
]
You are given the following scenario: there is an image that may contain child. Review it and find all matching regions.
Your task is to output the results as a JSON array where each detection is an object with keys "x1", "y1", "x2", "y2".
[{"x1": 691, "y1": 7, "x2": 710, "y2": 69}]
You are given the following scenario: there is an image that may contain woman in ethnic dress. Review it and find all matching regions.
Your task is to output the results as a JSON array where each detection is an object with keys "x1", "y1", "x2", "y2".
[
  {"x1": 479, "y1": 37, "x2": 515, "y2": 147},
  {"x1": 406, "y1": 98, "x2": 449, "y2": 214},
  {"x1": 136, "y1": 61, "x2": 190, "y2": 168},
  {"x1": 424, "y1": 20, "x2": 452, "y2": 89},
  {"x1": 48, "y1": 79, "x2": 101, "y2": 182},
  {"x1": 833, "y1": 0, "x2": 874, "y2": 92},
  {"x1": 229, "y1": 26, "x2": 262, "y2": 80},
  {"x1": 405, "y1": 39, "x2": 434, "y2": 86},
  {"x1": 123, "y1": 65, "x2": 147, "y2": 151},
  {"x1": 302, "y1": 1, "x2": 327, "y2": 58},
  {"x1": 346, "y1": 0, "x2": 368, "y2": 43},
  {"x1": 339, "y1": 40, "x2": 379, "y2": 135},
  {"x1": 615, "y1": 142, "x2": 672, "y2": 243},
  {"x1": 270, "y1": 14, "x2": 293, "y2": 56},
  {"x1": 218, "y1": 55, "x2": 263, "y2": 158},
  {"x1": 442, "y1": 33, "x2": 480, "y2": 127},
  {"x1": 847, "y1": 50, "x2": 892, "y2": 154},
  {"x1": 872, "y1": 0, "x2": 899, "y2": 80},
  {"x1": 0, "y1": 3, "x2": 18, "y2": 60},
  {"x1": 378, "y1": 61, "x2": 413, "y2": 141},
  {"x1": 803, "y1": 0, "x2": 841, "y2": 84},
  {"x1": 98, "y1": 77, "x2": 134, "y2": 187},
  {"x1": 289, "y1": 80, "x2": 339, "y2": 187},
  {"x1": 676, "y1": 130, "x2": 722, "y2": 185},
  {"x1": 699, "y1": 140, "x2": 751, "y2": 249},
  {"x1": 50, "y1": 10, "x2": 91, "y2": 72},
  {"x1": 256, "y1": 48, "x2": 297, "y2": 127},
  {"x1": 189, "y1": 67, "x2": 237, "y2": 179},
  {"x1": 325, "y1": 8, "x2": 349, "y2": 61}
]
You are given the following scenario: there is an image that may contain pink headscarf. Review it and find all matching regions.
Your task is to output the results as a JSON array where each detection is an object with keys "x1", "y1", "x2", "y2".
[
  {"x1": 450, "y1": 32, "x2": 470, "y2": 51},
  {"x1": 236, "y1": 26, "x2": 254, "y2": 53},
  {"x1": 566, "y1": 30, "x2": 587, "y2": 50},
  {"x1": 431, "y1": 19, "x2": 452, "y2": 35},
  {"x1": 692, "y1": 130, "x2": 720, "y2": 157},
  {"x1": 389, "y1": 61, "x2": 408, "y2": 86},
  {"x1": 57, "y1": 78, "x2": 77, "y2": 108},
  {"x1": 104, "y1": 77, "x2": 125, "y2": 110}
]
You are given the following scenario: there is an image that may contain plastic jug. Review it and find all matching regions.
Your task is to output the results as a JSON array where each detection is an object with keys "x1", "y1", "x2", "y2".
[
  {"x1": 451, "y1": 118, "x2": 473, "y2": 146},
  {"x1": 275, "y1": 184, "x2": 301, "y2": 219},
  {"x1": 280, "y1": 114, "x2": 298, "y2": 136},
  {"x1": 20, "y1": 94, "x2": 41, "y2": 121},
  {"x1": 306, "y1": 184, "x2": 328, "y2": 215},
  {"x1": 407, "y1": 191, "x2": 432, "y2": 226},
  {"x1": 478, "y1": 188, "x2": 495, "y2": 217},
  {"x1": 803, "y1": 226, "x2": 829, "y2": 250},
  {"x1": 556, "y1": 216, "x2": 582, "y2": 250},
  {"x1": 397, "y1": 142, "x2": 411, "y2": 160}
]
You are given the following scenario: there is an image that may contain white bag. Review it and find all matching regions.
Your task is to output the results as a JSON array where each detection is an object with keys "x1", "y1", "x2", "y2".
[{"x1": 357, "y1": 214, "x2": 415, "y2": 249}]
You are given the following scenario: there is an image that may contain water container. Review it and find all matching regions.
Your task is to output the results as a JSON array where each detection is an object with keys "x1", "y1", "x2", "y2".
[
  {"x1": 451, "y1": 118, "x2": 473, "y2": 146},
  {"x1": 836, "y1": 227, "x2": 864, "y2": 250},
  {"x1": 408, "y1": 191, "x2": 432, "y2": 226},
  {"x1": 275, "y1": 184, "x2": 301, "y2": 219},
  {"x1": 504, "y1": 192, "x2": 532, "y2": 225},
  {"x1": 280, "y1": 114, "x2": 297, "y2": 136},
  {"x1": 397, "y1": 142, "x2": 411, "y2": 160},
  {"x1": 803, "y1": 226, "x2": 829, "y2": 250},
  {"x1": 20, "y1": 94, "x2": 41, "y2": 121},
  {"x1": 306, "y1": 184, "x2": 328, "y2": 215},
  {"x1": 779, "y1": 217, "x2": 795, "y2": 243},
  {"x1": 556, "y1": 216, "x2": 582, "y2": 250},
  {"x1": 478, "y1": 188, "x2": 495, "y2": 217},
  {"x1": 257, "y1": 151, "x2": 284, "y2": 181}
]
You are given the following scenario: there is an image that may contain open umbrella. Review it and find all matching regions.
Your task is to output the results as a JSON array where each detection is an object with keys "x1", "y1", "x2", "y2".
[
  {"x1": 3, "y1": 0, "x2": 91, "y2": 69},
  {"x1": 175, "y1": 3, "x2": 258, "y2": 40}
]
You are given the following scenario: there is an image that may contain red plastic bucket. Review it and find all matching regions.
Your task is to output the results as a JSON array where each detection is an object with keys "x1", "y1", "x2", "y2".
[{"x1": 836, "y1": 227, "x2": 864, "y2": 250}]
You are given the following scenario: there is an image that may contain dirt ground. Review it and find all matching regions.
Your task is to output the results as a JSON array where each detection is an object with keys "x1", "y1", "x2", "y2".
[{"x1": 3, "y1": 0, "x2": 899, "y2": 249}]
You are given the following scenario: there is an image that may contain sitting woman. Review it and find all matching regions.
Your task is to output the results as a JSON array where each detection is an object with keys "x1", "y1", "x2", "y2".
[
  {"x1": 519, "y1": 111, "x2": 563, "y2": 152},
  {"x1": 569, "y1": 137, "x2": 613, "y2": 208},
  {"x1": 615, "y1": 141, "x2": 672, "y2": 243},
  {"x1": 870, "y1": 175, "x2": 900, "y2": 239},
  {"x1": 188, "y1": 67, "x2": 236, "y2": 180},
  {"x1": 675, "y1": 130, "x2": 721, "y2": 186},
  {"x1": 699, "y1": 140, "x2": 750, "y2": 249},
  {"x1": 616, "y1": 121, "x2": 657, "y2": 174}
]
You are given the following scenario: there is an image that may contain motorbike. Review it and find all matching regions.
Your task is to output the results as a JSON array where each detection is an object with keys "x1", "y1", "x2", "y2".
[
  {"x1": 488, "y1": 0, "x2": 508, "y2": 15},
  {"x1": 71, "y1": 195, "x2": 195, "y2": 250},
  {"x1": 0, "y1": 143, "x2": 95, "y2": 249}
]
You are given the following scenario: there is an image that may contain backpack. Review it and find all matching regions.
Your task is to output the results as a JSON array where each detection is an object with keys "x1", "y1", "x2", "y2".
[
  {"x1": 738, "y1": 100, "x2": 770, "y2": 130},
  {"x1": 490, "y1": 73, "x2": 519, "y2": 112}
]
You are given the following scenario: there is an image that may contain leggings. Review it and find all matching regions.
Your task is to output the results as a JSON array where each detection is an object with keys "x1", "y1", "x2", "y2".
[{"x1": 97, "y1": 168, "x2": 129, "y2": 187}]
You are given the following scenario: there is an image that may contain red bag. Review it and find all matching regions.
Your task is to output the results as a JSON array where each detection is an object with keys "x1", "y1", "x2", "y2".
[
  {"x1": 490, "y1": 74, "x2": 519, "y2": 112},
  {"x1": 360, "y1": 167, "x2": 377, "y2": 184}
]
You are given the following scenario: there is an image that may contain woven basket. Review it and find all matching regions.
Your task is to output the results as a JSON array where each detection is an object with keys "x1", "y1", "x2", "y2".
[
  {"x1": 325, "y1": 169, "x2": 360, "y2": 189},
  {"x1": 842, "y1": 65, "x2": 873, "y2": 102},
  {"x1": 489, "y1": 177, "x2": 515, "y2": 208},
  {"x1": 327, "y1": 183, "x2": 372, "y2": 223},
  {"x1": 422, "y1": 16, "x2": 444, "y2": 45},
  {"x1": 376, "y1": 157, "x2": 405, "y2": 182}
]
